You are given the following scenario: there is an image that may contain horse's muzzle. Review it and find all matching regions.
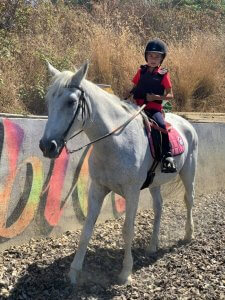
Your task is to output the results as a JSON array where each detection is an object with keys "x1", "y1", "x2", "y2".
[{"x1": 39, "y1": 138, "x2": 64, "y2": 158}]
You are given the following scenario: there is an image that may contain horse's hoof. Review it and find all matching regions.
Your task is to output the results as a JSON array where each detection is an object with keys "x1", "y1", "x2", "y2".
[
  {"x1": 183, "y1": 237, "x2": 193, "y2": 244},
  {"x1": 118, "y1": 273, "x2": 132, "y2": 285},
  {"x1": 146, "y1": 245, "x2": 158, "y2": 255},
  {"x1": 68, "y1": 268, "x2": 81, "y2": 286},
  {"x1": 184, "y1": 233, "x2": 194, "y2": 243}
]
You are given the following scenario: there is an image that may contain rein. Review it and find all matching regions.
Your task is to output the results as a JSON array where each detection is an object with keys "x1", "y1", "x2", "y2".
[
  {"x1": 64, "y1": 104, "x2": 146, "y2": 154},
  {"x1": 63, "y1": 85, "x2": 168, "y2": 154}
]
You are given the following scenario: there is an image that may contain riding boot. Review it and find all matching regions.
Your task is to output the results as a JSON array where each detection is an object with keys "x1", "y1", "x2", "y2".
[{"x1": 161, "y1": 152, "x2": 177, "y2": 173}]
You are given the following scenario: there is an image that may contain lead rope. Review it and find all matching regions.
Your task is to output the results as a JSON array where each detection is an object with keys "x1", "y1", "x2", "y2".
[{"x1": 64, "y1": 104, "x2": 146, "y2": 154}]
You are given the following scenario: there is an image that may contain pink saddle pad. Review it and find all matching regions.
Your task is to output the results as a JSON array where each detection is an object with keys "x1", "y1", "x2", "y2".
[
  {"x1": 167, "y1": 126, "x2": 185, "y2": 156},
  {"x1": 144, "y1": 119, "x2": 185, "y2": 159}
]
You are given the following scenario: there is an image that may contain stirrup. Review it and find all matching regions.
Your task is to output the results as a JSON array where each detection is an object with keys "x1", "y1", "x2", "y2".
[{"x1": 161, "y1": 156, "x2": 177, "y2": 173}]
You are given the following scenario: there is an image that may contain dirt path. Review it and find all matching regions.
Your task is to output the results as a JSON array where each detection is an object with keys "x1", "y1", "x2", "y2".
[{"x1": 0, "y1": 191, "x2": 224, "y2": 300}]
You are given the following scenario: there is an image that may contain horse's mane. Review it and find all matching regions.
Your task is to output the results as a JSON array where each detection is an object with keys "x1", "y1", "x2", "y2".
[
  {"x1": 82, "y1": 78, "x2": 138, "y2": 114},
  {"x1": 46, "y1": 69, "x2": 138, "y2": 114}
]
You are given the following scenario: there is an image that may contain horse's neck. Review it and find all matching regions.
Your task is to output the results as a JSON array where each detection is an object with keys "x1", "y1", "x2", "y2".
[
  {"x1": 82, "y1": 82, "x2": 149, "y2": 168},
  {"x1": 84, "y1": 86, "x2": 129, "y2": 142}
]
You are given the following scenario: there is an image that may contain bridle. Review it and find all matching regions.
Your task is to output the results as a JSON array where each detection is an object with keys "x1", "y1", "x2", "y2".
[
  {"x1": 63, "y1": 85, "x2": 146, "y2": 154},
  {"x1": 62, "y1": 85, "x2": 88, "y2": 142}
]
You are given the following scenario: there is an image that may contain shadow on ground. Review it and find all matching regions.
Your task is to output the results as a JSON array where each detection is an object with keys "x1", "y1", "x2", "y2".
[{"x1": 7, "y1": 239, "x2": 188, "y2": 300}]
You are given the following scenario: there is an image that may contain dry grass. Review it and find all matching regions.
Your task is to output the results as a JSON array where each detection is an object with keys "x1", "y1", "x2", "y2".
[
  {"x1": 1, "y1": 0, "x2": 225, "y2": 114},
  {"x1": 88, "y1": 25, "x2": 143, "y2": 97},
  {"x1": 167, "y1": 34, "x2": 225, "y2": 112}
]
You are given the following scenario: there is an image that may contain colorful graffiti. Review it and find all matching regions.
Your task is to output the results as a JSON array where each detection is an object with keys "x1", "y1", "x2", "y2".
[{"x1": 0, "y1": 118, "x2": 125, "y2": 242}]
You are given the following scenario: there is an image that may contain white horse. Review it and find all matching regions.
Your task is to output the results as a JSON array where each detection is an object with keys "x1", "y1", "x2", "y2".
[{"x1": 39, "y1": 61, "x2": 198, "y2": 285}]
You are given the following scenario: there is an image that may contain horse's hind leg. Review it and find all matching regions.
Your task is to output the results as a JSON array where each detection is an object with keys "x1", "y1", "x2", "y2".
[
  {"x1": 68, "y1": 181, "x2": 110, "y2": 285},
  {"x1": 146, "y1": 186, "x2": 163, "y2": 254},
  {"x1": 179, "y1": 152, "x2": 197, "y2": 242}
]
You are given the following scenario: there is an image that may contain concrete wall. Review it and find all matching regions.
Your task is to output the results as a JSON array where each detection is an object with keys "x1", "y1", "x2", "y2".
[
  {"x1": 0, "y1": 114, "x2": 224, "y2": 250},
  {"x1": 193, "y1": 122, "x2": 225, "y2": 192}
]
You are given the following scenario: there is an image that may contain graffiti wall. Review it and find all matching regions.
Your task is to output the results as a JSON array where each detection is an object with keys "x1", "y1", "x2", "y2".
[
  {"x1": 0, "y1": 116, "x2": 127, "y2": 250},
  {"x1": 0, "y1": 115, "x2": 224, "y2": 250}
]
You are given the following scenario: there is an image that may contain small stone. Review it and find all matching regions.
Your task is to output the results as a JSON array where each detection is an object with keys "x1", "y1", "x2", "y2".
[{"x1": 1, "y1": 288, "x2": 9, "y2": 296}]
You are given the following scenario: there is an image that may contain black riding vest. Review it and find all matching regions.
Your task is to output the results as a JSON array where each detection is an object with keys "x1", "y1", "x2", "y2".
[{"x1": 132, "y1": 65, "x2": 167, "y2": 103}]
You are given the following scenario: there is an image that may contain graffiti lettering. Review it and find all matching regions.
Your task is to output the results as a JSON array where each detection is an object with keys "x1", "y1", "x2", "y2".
[
  {"x1": 44, "y1": 148, "x2": 69, "y2": 226},
  {"x1": 0, "y1": 118, "x2": 126, "y2": 242},
  {"x1": 0, "y1": 119, "x2": 43, "y2": 238}
]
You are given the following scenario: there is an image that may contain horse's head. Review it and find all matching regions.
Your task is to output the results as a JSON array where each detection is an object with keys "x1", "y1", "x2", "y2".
[{"x1": 39, "y1": 61, "x2": 89, "y2": 158}]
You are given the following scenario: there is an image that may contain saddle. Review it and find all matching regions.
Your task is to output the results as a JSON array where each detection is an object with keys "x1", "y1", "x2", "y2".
[
  {"x1": 144, "y1": 118, "x2": 185, "y2": 161},
  {"x1": 141, "y1": 115, "x2": 185, "y2": 189}
]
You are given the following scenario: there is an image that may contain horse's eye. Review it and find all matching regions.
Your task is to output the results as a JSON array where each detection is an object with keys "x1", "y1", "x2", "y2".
[{"x1": 67, "y1": 99, "x2": 74, "y2": 107}]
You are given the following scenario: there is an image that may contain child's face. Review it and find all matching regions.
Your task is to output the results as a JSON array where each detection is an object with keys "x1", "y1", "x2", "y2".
[{"x1": 146, "y1": 52, "x2": 163, "y2": 67}]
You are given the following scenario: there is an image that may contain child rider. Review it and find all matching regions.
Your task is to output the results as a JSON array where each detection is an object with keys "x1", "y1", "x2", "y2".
[{"x1": 129, "y1": 38, "x2": 177, "y2": 173}]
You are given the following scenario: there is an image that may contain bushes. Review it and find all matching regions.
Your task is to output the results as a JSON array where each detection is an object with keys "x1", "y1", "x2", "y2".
[
  {"x1": 167, "y1": 34, "x2": 225, "y2": 112},
  {"x1": 0, "y1": 0, "x2": 225, "y2": 114}
]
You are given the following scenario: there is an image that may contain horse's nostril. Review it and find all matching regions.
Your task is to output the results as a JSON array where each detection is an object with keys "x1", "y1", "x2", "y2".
[
  {"x1": 39, "y1": 139, "x2": 60, "y2": 158},
  {"x1": 50, "y1": 140, "x2": 58, "y2": 153}
]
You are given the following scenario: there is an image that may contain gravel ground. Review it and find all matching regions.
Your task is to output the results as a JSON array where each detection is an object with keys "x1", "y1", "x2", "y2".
[{"x1": 0, "y1": 190, "x2": 224, "y2": 300}]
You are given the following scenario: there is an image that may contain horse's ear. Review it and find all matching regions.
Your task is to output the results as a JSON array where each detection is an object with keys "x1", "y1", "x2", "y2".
[
  {"x1": 71, "y1": 60, "x2": 89, "y2": 86},
  {"x1": 46, "y1": 60, "x2": 61, "y2": 77}
]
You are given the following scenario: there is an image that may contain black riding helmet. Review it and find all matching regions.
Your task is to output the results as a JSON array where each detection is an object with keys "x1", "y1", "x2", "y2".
[{"x1": 145, "y1": 39, "x2": 168, "y2": 63}]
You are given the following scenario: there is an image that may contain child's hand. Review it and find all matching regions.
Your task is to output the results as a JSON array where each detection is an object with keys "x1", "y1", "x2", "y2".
[
  {"x1": 146, "y1": 93, "x2": 154, "y2": 102},
  {"x1": 147, "y1": 93, "x2": 161, "y2": 102}
]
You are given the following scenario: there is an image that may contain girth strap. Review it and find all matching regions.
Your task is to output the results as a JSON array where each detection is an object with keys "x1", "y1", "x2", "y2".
[{"x1": 141, "y1": 159, "x2": 159, "y2": 190}]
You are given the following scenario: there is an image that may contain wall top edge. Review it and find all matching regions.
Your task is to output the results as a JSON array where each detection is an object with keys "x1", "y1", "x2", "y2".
[
  {"x1": 176, "y1": 112, "x2": 225, "y2": 123},
  {"x1": 0, "y1": 113, "x2": 47, "y2": 119},
  {"x1": 0, "y1": 112, "x2": 225, "y2": 123}
]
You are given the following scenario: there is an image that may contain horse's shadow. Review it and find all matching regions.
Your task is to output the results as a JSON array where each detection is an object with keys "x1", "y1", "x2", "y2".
[{"x1": 7, "y1": 239, "x2": 189, "y2": 300}]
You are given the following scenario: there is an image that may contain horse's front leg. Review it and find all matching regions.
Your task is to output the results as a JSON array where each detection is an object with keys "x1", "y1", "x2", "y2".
[
  {"x1": 118, "y1": 189, "x2": 140, "y2": 284},
  {"x1": 69, "y1": 181, "x2": 110, "y2": 285}
]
